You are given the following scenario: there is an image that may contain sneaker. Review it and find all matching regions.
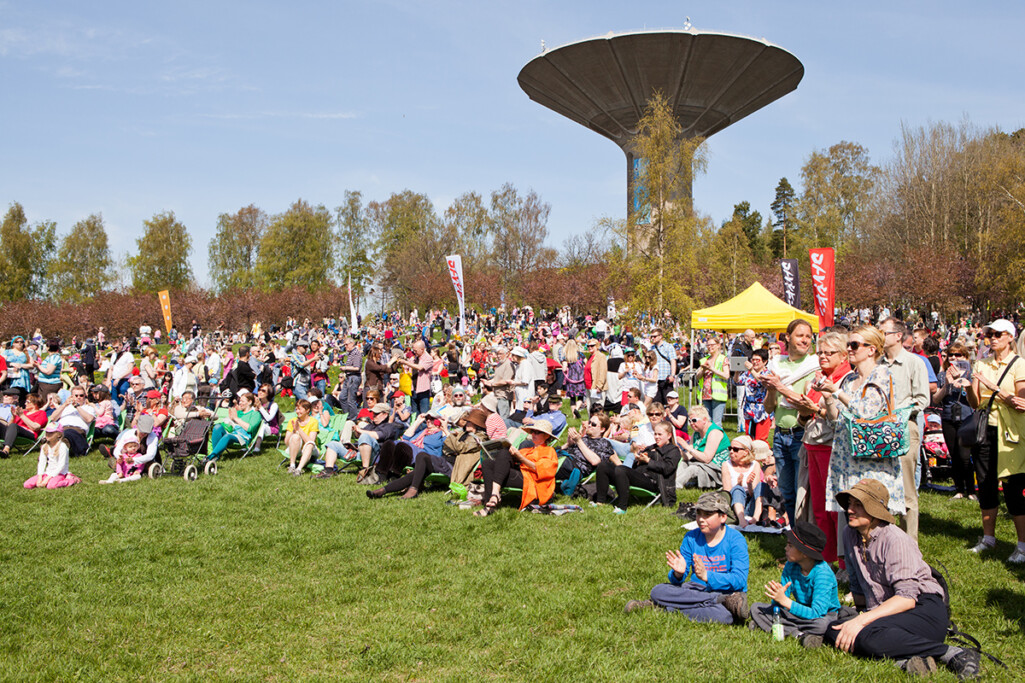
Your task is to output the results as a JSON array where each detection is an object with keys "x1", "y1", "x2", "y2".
[
  {"x1": 613, "y1": 507, "x2": 627, "y2": 515},
  {"x1": 969, "y1": 537, "x2": 996, "y2": 554},
  {"x1": 314, "y1": 469, "x2": 336, "y2": 479},
  {"x1": 718, "y1": 592, "x2": 750, "y2": 623},
  {"x1": 799, "y1": 634, "x2": 823, "y2": 649},
  {"x1": 904, "y1": 656, "x2": 938, "y2": 677},
  {"x1": 291, "y1": 467, "x2": 303, "y2": 477},
  {"x1": 624, "y1": 599, "x2": 654, "y2": 614},
  {"x1": 1008, "y1": 548, "x2": 1025, "y2": 564},
  {"x1": 99, "y1": 445, "x2": 114, "y2": 469},
  {"x1": 945, "y1": 648, "x2": 981, "y2": 681},
  {"x1": 286, "y1": 465, "x2": 297, "y2": 475}
]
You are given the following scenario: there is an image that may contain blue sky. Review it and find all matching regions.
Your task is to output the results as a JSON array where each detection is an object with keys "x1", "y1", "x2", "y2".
[{"x1": 2, "y1": 1, "x2": 1023, "y2": 286}]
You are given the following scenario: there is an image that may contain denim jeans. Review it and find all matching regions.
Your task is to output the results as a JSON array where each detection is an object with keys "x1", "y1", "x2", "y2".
[
  {"x1": 293, "y1": 381, "x2": 310, "y2": 402},
  {"x1": 730, "y1": 483, "x2": 764, "y2": 517},
  {"x1": 773, "y1": 426, "x2": 804, "y2": 524},
  {"x1": 702, "y1": 399, "x2": 725, "y2": 426},
  {"x1": 412, "y1": 391, "x2": 431, "y2": 416}
]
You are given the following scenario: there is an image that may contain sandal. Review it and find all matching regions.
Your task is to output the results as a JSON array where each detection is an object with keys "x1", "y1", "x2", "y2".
[{"x1": 474, "y1": 494, "x2": 501, "y2": 517}]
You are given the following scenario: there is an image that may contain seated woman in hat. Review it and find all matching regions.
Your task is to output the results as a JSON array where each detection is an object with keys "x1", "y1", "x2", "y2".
[
  {"x1": 474, "y1": 419, "x2": 558, "y2": 516},
  {"x1": 815, "y1": 478, "x2": 980, "y2": 679}
]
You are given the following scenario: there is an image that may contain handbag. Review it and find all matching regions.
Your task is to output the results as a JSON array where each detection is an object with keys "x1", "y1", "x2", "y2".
[
  {"x1": 958, "y1": 356, "x2": 1018, "y2": 449},
  {"x1": 840, "y1": 377, "x2": 912, "y2": 459}
]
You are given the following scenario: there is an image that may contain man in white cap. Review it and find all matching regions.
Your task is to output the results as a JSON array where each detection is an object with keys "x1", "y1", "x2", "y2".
[{"x1": 509, "y1": 347, "x2": 532, "y2": 412}]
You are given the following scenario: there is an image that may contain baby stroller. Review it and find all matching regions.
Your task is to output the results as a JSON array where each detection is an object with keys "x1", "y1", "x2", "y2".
[
  {"x1": 152, "y1": 417, "x2": 215, "y2": 481},
  {"x1": 921, "y1": 411, "x2": 950, "y2": 486}
]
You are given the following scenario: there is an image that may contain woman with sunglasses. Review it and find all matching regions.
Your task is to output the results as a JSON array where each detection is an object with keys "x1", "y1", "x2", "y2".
[
  {"x1": 931, "y1": 340, "x2": 975, "y2": 500},
  {"x1": 965, "y1": 319, "x2": 1025, "y2": 563},
  {"x1": 555, "y1": 413, "x2": 615, "y2": 494},
  {"x1": 788, "y1": 330, "x2": 852, "y2": 564},
  {"x1": 815, "y1": 326, "x2": 906, "y2": 531}
]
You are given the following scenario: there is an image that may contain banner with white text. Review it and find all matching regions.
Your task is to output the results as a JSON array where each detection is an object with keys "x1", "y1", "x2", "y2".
[
  {"x1": 779, "y1": 259, "x2": 801, "y2": 309},
  {"x1": 809, "y1": 248, "x2": 835, "y2": 329},
  {"x1": 445, "y1": 254, "x2": 466, "y2": 334}
]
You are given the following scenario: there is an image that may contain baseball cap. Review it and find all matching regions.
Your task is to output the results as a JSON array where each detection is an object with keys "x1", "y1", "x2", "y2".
[{"x1": 694, "y1": 492, "x2": 730, "y2": 514}]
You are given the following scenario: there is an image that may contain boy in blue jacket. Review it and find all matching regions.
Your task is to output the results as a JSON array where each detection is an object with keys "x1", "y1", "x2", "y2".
[
  {"x1": 626, "y1": 492, "x2": 750, "y2": 623},
  {"x1": 750, "y1": 521, "x2": 842, "y2": 638}
]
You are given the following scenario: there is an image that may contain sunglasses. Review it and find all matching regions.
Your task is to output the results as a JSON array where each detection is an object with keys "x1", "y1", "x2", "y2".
[
  {"x1": 729, "y1": 445, "x2": 748, "y2": 452},
  {"x1": 647, "y1": 412, "x2": 662, "y2": 417},
  {"x1": 984, "y1": 331, "x2": 1007, "y2": 339},
  {"x1": 949, "y1": 353, "x2": 965, "y2": 358},
  {"x1": 847, "y1": 341, "x2": 871, "y2": 351},
  {"x1": 587, "y1": 420, "x2": 601, "y2": 427},
  {"x1": 816, "y1": 350, "x2": 841, "y2": 356}
]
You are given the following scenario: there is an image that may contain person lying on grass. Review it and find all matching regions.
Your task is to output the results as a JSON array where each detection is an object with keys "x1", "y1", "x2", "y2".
[
  {"x1": 625, "y1": 491, "x2": 749, "y2": 624},
  {"x1": 808, "y1": 478, "x2": 981, "y2": 680},
  {"x1": 474, "y1": 419, "x2": 558, "y2": 516},
  {"x1": 749, "y1": 520, "x2": 842, "y2": 639}
]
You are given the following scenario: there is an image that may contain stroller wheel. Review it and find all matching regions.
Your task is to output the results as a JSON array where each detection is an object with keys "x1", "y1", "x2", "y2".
[
  {"x1": 183, "y1": 465, "x2": 198, "y2": 482},
  {"x1": 204, "y1": 460, "x2": 218, "y2": 476},
  {"x1": 147, "y1": 462, "x2": 164, "y2": 479}
]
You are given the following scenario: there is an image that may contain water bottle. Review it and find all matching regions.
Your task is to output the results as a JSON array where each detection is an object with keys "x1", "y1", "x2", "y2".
[{"x1": 772, "y1": 605, "x2": 784, "y2": 642}]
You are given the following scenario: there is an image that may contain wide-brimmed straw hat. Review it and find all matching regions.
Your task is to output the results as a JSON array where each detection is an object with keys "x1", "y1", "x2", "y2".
[
  {"x1": 523, "y1": 419, "x2": 556, "y2": 440},
  {"x1": 836, "y1": 478, "x2": 895, "y2": 524}
]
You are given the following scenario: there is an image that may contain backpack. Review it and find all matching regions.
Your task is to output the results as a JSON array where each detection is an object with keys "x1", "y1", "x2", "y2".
[{"x1": 929, "y1": 562, "x2": 1007, "y2": 671}]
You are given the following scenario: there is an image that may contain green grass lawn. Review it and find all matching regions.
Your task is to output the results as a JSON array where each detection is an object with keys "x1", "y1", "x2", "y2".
[{"x1": 2, "y1": 434, "x2": 1025, "y2": 681}]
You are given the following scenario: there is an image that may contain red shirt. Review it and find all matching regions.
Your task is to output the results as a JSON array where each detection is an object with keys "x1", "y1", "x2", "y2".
[{"x1": 15, "y1": 408, "x2": 47, "y2": 437}]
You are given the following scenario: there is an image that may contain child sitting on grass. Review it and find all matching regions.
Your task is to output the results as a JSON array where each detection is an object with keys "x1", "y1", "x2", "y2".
[
  {"x1": 722, "y1": 435, "x2": 762, "y2": 528},
  {"x1": 100, "y1": 433, "x2": 145, "y2": 484},
  {"x1": 749, "y1": 521, "x2": 842, "y2": 639},
  {"x1": 24, "y1": 424, "x2": 81, "y2": 489},
  {"x1": 625, "y1": 491, "x2": 749, "y2": 624}
]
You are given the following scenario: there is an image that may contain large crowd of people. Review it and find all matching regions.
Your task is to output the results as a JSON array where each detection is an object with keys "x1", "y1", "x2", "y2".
[{"x1": 4, "y1": 303, "x2": 1024, "y2": 679}]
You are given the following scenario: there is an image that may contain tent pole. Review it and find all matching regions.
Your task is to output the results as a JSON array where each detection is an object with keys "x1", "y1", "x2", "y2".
[{"x1": 688, "y1": 328, "x2": 694, "y2": 410}]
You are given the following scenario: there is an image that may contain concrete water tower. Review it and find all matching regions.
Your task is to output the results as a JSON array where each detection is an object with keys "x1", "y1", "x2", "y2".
[{"x1": 517, "y1": 29, "x2": 804, "y2": 221}]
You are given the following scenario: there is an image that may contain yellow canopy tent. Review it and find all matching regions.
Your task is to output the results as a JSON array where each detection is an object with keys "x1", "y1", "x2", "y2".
[{"x1": 690, "y1": 282, "x2": 819, "y2": 333}]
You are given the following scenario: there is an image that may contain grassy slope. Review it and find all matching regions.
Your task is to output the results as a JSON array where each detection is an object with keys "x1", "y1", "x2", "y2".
[
  {"x1": 3, "y1": 342, "x2": 1023, "y2": 680},
  {"x1": 2, "y1": 432, "x2": 1025, "y2": 681}
]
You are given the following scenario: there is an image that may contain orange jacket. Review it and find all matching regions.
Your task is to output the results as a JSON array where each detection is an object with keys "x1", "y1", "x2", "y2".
[{"x1": 518, "y1": 444, "x2": 558, "y2": 509}]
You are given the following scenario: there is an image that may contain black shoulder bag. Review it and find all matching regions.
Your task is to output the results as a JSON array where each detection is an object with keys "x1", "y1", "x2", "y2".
[{"x1": 958, "y1": 355, "x2": 1018, "y2": 449}]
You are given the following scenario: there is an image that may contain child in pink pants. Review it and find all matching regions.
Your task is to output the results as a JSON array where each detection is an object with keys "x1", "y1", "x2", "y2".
[{"x1": 24, "y1": 424, "x2": 80, "y2": 489}]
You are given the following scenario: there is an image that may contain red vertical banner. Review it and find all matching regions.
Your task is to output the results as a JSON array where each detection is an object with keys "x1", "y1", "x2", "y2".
[{"x1": 809, "y1": 248, "x2": 835, "y2": 329}]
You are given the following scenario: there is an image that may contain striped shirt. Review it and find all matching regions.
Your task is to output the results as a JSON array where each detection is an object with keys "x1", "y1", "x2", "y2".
[{"x1": 843, "y1": 523, "x2": 943, "y2": 609}]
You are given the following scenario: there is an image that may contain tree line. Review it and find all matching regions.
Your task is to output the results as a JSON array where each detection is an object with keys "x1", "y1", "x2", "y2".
[{"x1": 2, "y1": 110, "x2": 1023, "y2": 322}]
